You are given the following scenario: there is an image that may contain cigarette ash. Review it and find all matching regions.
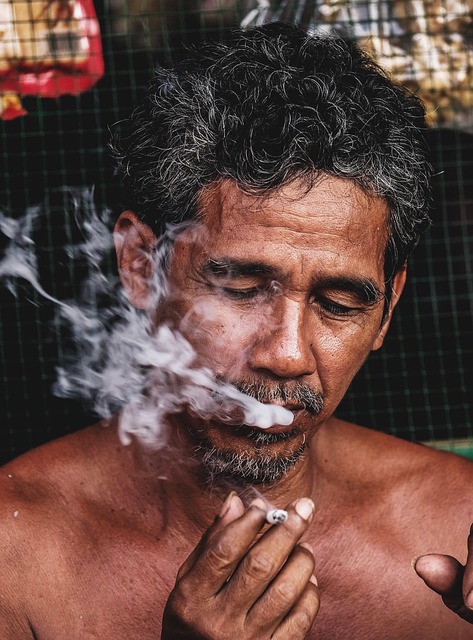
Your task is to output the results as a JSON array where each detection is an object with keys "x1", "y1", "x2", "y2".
[{"x1": 0, "y1": 190, "x2": 293, "y2": 449}]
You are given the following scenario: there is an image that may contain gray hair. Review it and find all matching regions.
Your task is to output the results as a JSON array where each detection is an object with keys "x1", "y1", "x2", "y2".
[{"x1": 110, "y1": 21, "x2": 432, "y2": 297}]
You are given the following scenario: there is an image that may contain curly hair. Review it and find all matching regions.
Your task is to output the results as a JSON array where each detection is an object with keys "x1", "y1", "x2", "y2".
[{"x1": 110, "y1": 21, "x2": 432, "y2": 289}]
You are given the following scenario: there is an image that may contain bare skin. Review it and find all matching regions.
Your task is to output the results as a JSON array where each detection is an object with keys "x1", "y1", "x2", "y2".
[
  {"x1": 0, "y1": 176, "x2": 472, "y2": 639},
  {"x1": 0, "y1": 419, "x2": 472, "y2": 639}
]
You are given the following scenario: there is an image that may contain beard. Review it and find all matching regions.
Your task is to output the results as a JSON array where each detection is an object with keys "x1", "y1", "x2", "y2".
[
  {"x1": 196, "y1": 432, "x2": 306, "y2": 485},
  {"x1": 194, "y1": 379, "x2": 323, "y2": 486}
]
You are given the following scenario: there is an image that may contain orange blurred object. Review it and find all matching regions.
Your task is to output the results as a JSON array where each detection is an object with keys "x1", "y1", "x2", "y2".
[{"x1": 0, "y1": 0, "x2": 104, "y2": 120}]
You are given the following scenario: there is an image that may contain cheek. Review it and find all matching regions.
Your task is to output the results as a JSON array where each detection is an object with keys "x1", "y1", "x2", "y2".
[
  {"x1": 316, "y1": 324, "x2": 380, "y2": 396},
  {"x1": 174, "y1": 299, "x2": 258, "y2": 375}
]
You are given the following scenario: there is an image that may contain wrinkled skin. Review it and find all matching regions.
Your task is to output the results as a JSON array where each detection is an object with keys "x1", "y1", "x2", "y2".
[
  {"x1": 117, "y1": 176, "x2": 473, "y2": 638},
  {"x1": 162, "y1": 495, "x2": 319, "y2": 639},
  {"x1": 0, "y1": 175, "x2": 472, "y2": 639}
]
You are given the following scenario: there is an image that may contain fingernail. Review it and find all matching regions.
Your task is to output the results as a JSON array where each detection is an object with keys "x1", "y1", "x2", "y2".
[
  {"x1": 219, "y1": 491, "x2": 237, "y2": 518},
  {"x1": 309, "y1": 574, "x2": 318, "y2": 587},
  {"x1": 249, "y1": 497, "x2": 267, "y2": 512},
  {"x1": 466, "y1": 590, "x2": 473, "y2": 610},
  {"x1": 295, "y1": 498, "x2": 315, "y2": 521},
  {"x1": 300, "y1": 541, "x2": 315, "y2": 554}
]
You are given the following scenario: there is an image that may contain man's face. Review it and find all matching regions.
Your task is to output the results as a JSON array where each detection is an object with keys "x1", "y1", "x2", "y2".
[{"x1": 145, "y1": 175, "x2": 395, "y2": 483}]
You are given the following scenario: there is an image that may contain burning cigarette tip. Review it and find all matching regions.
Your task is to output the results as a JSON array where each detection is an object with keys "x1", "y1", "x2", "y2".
[{"x1": 266, "y1": 508, "x2": 288, "y2": 525}]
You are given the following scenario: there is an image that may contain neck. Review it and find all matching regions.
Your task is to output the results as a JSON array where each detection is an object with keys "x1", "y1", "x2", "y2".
[{"x1": 128, "y1": 413, "x2": 331, "y2": 531}]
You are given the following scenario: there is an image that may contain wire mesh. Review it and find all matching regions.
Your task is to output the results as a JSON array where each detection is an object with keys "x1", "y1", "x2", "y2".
[{"x1": 0, "y1": 0, "x2": 472, "y2": 464}]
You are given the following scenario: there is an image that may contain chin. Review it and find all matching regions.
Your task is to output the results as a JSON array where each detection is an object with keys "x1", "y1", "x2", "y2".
[{"x1": 194, "y1": 427, "x2": 308, "y2": 486}]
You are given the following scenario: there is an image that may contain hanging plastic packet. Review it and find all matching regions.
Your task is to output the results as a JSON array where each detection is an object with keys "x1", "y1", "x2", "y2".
[
  {"x1": 240, "y1": 0, "x2": 473, "y2": 129},
  {"x1": 0, "y1": 0, "x2": 104, "y2": 120}
]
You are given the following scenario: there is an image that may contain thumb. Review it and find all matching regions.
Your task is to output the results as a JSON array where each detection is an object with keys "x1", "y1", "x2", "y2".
[{"x1": 413, "y1": 553, "x2": 473, "y2": 621}]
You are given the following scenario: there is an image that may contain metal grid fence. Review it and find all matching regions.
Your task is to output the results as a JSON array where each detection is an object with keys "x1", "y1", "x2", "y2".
[{"x1": 0, "y1": 0, "x2": 472, "y2": 464}]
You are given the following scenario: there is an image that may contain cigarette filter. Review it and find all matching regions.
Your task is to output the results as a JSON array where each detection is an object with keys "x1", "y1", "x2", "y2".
[{"x1": 266, "y1": 509, "x2": 288, "y2": 524}]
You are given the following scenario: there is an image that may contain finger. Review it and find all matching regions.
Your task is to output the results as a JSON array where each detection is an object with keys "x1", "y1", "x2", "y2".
[
  {"x1": 177, "y1": 492, "x2": 246, "y2": 580},
  {"x1": 462, "y1": 524, "x2": 473, "y2": 610},
  {"x1": 245, "y1": 542, "x2": 316, "y2": 634},
  {"x1": 414, "y1": 553, "x2": 473, "y2": 621},
  {"x1": 223, "y1": 497, "x2": 315, "y2": 609},
  {"x1": 271, "y1": 579, "x2": 320, "y2": 639},
  {"x1": 177, "y1": 498, "x2": 268, "y2": 596}
]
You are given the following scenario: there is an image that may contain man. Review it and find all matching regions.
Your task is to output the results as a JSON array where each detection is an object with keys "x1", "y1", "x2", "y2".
[{"x1": 0, "y1": 22, "x2": 472, "y2": 639}]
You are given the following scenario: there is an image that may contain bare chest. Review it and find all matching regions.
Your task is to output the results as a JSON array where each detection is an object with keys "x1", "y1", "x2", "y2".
[
  {"x1": 303, "y1": 525, "x2": 470, "y2": 640},
  {"x1": 26, "y1": 524, "x2": 187, "y2": 639},
  {"x1": 26, "y1": 522, "x2": 469, "y2": 640}
]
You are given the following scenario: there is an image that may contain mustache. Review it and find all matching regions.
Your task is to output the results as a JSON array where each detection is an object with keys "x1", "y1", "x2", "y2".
[{"x1": 227, "y1": 379, "x2": 324, "y2": 416}]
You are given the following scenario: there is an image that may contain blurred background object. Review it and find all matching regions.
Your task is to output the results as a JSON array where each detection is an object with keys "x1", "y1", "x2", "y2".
[
  {"x1": 242, "y1": 0, "x2": 473, "y2": 129},
  {"x1": 0, "y1": 0, "x2": 104, "y2": 119}
]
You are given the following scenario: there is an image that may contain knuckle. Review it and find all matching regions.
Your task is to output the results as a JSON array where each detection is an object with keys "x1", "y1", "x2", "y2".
[
  {"x1": 272, "y1": 579, "x2": 299, "y2": 608},
  {"x1": 298, "y1": 545, "x2": 315, "y2": 572},
  {"x1": 166, "y1": 585, "x2": 194, "y2": 620},
  {"x1": 279, "y1": 513, "x2": 310, "y2": 540},
  {"x1": 308, "y1": 583, "x2": 321, "y2": 613},
  {"x1": 206, "y1": 538, "x2": 234, "y2": 571},
  {"x1": 292, "y1": 606, "x2": 317, "y2": 634},
  {"x1": 293, "y1": 587, "x2": 320, "y2": 633},
  {"x1": 244, "y1": 550, "x2": 277, "y2": 579}
]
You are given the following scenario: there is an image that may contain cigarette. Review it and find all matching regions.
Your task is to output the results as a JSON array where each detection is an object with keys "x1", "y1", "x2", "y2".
[{"x1": 266, "y1": 508, "x2": 288, "y2": 524}]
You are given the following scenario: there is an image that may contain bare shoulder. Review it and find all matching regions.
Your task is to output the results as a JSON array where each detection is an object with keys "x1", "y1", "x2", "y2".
[
  {"x1": 0, "y1": 422, "x2": 171, "y2": 637},
  {"x1": 310, "y1": 418, "x2": 473, "y2": 638},
  {"x1": 0, "y1": 424, "x2": 111, "y2": 635},
  {"x1": 0, "y1": 422, "x2": 98, "y2": 517},
  {"x1": 0, "y1": 421, "x2": 127, "y2": 572},
  {"x1": 329, "y1": 416, "x2": 473, "y2": 485},
  {"x1": 0, "y1": 420, "x2": 120, "y2": 500},
  {"x1": 328, "y1": 417, "x2": 473, "y2": 552}
]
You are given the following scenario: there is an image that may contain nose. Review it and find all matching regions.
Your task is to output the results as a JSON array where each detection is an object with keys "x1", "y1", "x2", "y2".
[{"x1": 248, "y1": 296, "x2": 317, "y2": 379}]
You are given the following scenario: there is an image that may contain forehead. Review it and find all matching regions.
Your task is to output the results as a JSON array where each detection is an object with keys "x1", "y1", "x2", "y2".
[{"x1": 193, "y1": 176, "x2": 389, "y2": 265}]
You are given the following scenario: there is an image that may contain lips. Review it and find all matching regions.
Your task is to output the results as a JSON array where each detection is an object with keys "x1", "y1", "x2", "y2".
[
  {"x1": 186, "y1": 395, "x2": 308, "y2": 437},
  {"x1": 248, "y1": 407, "x2": 305, "y2": 433}
]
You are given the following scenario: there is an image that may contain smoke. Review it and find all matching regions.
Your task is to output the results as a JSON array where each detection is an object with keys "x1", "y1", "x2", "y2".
[
  {"x1": 0, "y1": 190, "x2": 293, "y2": 449},
  {"x1": 0, "y1": 205, "x2": 64, "y2": 306}
]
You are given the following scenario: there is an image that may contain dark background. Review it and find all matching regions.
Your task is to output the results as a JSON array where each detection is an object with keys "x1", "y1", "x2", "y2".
[{"x1": 1, "y1": 1, "x2": 472, "y2": 465}]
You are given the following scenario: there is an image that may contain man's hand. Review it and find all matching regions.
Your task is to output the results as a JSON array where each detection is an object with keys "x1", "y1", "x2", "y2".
[
  {"x1": 414, "y1": 524, "x2": 473, "y2": 623},
  {"x1": 161, "y1": 493, "x2": 319, "y2": 639}
]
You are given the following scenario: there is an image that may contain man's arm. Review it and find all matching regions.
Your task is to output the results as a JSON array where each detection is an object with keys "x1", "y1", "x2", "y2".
[{"x1": 161, "y1": 494, "x2": 319, "y2": 639}]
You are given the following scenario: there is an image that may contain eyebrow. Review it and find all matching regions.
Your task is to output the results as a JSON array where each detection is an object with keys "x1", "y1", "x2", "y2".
[
  {"x1": 316, "y1": 276, "x2": 384, "y2": 305},
  {"x1": 202, "y1": 258, "x2": 279, "y2": 279},
  {"x1": 203, "y1": 259, "x2": 383, "y2": 305}
]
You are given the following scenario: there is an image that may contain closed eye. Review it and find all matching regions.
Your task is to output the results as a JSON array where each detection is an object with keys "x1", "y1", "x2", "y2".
[
  {"x1": 221, "y1": 286, "x2": 262, "y2": 300},
  {"x1": 316, "y1": 295, "x2": 372, "y2": 317}
]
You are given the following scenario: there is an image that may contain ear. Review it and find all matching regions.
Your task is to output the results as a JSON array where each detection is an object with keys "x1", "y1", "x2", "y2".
[
  {"x1": 371, "y1": 263, "x2": 407, "y2": 352},
  {"x1": 114, "y1": 211, "x2": 158, "y2": 309}
]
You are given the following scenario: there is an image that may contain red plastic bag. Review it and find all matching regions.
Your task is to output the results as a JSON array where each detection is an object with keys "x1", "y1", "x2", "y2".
[{"x1": 0, "y1": 0, "x2": 104, "y2": 120}]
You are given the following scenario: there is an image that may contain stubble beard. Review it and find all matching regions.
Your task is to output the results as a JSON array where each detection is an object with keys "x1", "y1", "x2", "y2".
[
  {"x1": 196, "y1": 429, "x2": 307, "y2": 486},
  {"x1": 194, "y1": 380, "x2": 323, "y2": 486}
]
